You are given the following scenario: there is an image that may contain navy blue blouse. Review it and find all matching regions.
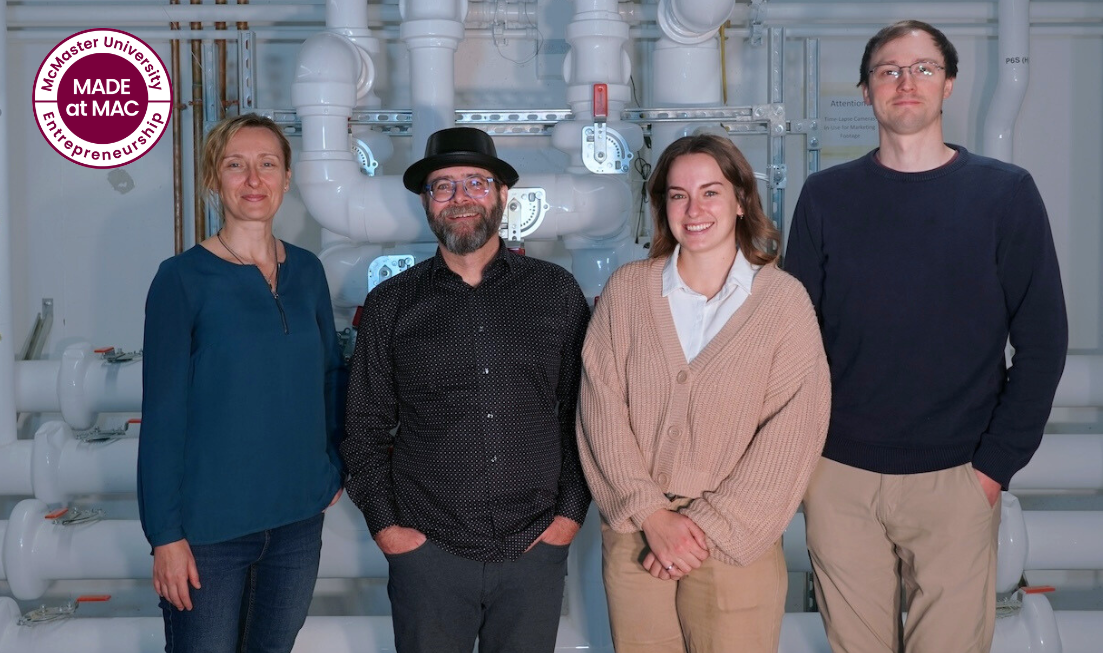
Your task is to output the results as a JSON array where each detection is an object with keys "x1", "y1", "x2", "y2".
[{"x1": 138, "y1": 242, "x2": 343, "y2": 547}]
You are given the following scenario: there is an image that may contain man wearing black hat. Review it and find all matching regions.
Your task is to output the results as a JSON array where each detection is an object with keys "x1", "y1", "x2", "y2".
[{"x1": 341, "y1": 127, "x2": 592, "y2": 652}]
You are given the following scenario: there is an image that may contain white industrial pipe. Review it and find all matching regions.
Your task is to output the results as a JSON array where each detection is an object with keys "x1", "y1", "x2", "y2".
[
  {"x1": 1052, "y1": 356, "x2": 1103, "y2": 407},
  {"x1": 656, "y1": 0, "x2": 734, "y2": 45},
  {"x1": 550, "y1": 0, "x2": 644, "y2": 298},
  {"x1": 0, "y1": 593, "x2": 1088, "y2": 653},
  {"x1": 552, "y1": 0, "x2": 643, "y2": 168},
  {"x1": 7, "y1": 494, "x2": 1094, "y2": 600},
  {"x1": 0, "y1": 441, "x2": 31, "y2": 496},
  {"x1": 5, "y1": 1, "x2": 540, "y2": 28},
  {"x1": 1012, "y1": 434, "x2": 1103, "y2": 490},
  {"x1": 399, "y1": 0, "x2": 468, "y2": 156},
  {"x1": 983, "y1": 0, "x2": 1031, "y2": 161},
  {"x1": 649, "y1": 0, "x2": 734, "y2": 160},
  {"x1": 7, "y1": 2, "x2": 1101, "y2": 31},
  {"x1": 29, "y1": 421, "x2": 139, "y2": 505},
  {"x1": 13, "y1": 342, "x2": 142, "y2": 430},
  {"x1": 0, "y1": 498, "x2": 386, "y2": 600}
]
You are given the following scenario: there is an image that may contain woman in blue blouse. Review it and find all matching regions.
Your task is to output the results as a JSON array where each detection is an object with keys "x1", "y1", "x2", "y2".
[{"x1": 138, "y1": 113, "x2": 343, "y2": 653}]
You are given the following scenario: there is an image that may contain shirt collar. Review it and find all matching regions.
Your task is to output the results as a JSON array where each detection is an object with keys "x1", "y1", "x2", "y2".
[
  {"x1": 429, "y1": 237, "x2": 516, "y2": 281},
  {"x1": 661, "y1": 244, "x2": 756, "y2": 299}
]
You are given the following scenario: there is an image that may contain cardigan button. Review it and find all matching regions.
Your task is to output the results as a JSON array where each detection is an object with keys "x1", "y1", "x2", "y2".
[
  {"x1": 676, "y1": 370, "x2": 688, "y2": 383},
  {"x1": 668, "y1": 426, "x2": 682, "y2": 439},
  {"x1": 657, "y1": 473, "x2": 669, "y2": 487}
]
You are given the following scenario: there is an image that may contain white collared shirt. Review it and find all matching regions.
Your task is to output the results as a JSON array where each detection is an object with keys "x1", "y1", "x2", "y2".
[{"x1": 662, "y1": 245, "x2": 759, "y2": 362}]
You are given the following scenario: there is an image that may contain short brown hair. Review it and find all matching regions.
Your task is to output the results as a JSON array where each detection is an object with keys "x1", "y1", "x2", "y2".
[
  {"x1": 648, "y1": 134, "x2": 779, "y2": 265},
  {"x1": 200, "y1": 113, "x2": 291, "y2": 200},
  {"x1": 858, "y1": 20, "x2": 958, "y2": 88}
]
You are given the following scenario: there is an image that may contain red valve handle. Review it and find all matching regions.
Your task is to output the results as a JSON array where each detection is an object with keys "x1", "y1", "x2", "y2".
[{"x1": 593, "y1": 83, "x2": 608, "y2": 121}]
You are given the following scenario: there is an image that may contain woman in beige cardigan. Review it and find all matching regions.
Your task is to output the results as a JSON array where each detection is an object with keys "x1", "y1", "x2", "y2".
[{"x1": 577, "y1": 134, "x2": 830, "y2": 653}]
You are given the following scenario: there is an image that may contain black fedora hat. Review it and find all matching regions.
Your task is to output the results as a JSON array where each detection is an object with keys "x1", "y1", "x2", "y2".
[{"x1": 403, "y1": 127, "x2": 520, "y2": 194}]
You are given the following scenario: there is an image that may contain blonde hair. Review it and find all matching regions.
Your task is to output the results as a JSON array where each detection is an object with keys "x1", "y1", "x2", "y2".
[{"x1": 200, "y1": 114, "x2": 291, "y2": 203}]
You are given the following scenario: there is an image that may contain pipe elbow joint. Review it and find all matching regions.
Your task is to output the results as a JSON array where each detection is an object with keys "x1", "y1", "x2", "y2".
[
  {"x1": 657, "y1": 0, "x2": 735, "y2": 45},
  {"x1": 292, "y1": 32, "x2": 371, "y2": 113},
  {"x1": 295, "y1": 161, "x2": 360, "y2": 239}
]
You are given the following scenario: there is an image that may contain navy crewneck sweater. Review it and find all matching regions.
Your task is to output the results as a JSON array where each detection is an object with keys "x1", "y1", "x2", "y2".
[{"x1": 785, "y1": 146, "x2": 1067, "y2": 487}]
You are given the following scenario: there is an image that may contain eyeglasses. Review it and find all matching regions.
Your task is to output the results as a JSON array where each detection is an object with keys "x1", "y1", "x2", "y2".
[
  {"x1": 868, "y1": 61, "x2": 945, "y2": 82},
  {"x1": 424, "y1": 175, "x2": 496, "y2": 203}
]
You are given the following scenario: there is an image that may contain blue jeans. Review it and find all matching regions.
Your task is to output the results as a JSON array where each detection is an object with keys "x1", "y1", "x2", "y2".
[
  {"x1": 161, "y1": 512, "x2": 324, "y2": 653},
  {"x1": 386, "y1": 539, "x2": 570, "y2": 653}
]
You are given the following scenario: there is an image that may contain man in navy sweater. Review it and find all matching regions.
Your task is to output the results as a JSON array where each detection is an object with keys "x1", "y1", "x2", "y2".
[{"x1": 785, "y1": 20, "x2": 1067, "y2": 653}]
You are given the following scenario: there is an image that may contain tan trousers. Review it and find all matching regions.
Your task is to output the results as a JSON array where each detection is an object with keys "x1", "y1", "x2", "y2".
[
  {"x1": 600, "y1": 523, "x2": 786, "y2": 653},
  {"x1": 804, "y1": 458, "x2": 1001, "y2": 653}
]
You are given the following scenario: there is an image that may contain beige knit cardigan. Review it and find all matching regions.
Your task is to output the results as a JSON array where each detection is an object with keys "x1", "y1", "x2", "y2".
[{"x1": 577, "y1": 258, "x2": 830, "y2": 566}]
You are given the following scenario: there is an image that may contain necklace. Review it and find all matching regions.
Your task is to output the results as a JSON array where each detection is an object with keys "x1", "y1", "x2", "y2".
[{"x1": 217, "y1": 229, "x2": 279, "y2": 291}]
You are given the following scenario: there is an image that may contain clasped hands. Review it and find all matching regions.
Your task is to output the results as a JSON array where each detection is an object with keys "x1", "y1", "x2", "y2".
[{"x1": 641, "y1": 509, "x2": 709, "y2": 581}]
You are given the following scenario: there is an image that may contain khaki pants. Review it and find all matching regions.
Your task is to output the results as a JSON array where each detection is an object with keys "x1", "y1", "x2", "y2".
[
  {"x1": 804, "y1": 458, "x2": 1001, "y2": 653},
  {"x1": 600, "y1": 523, "x2": 786, "y2": 653}
]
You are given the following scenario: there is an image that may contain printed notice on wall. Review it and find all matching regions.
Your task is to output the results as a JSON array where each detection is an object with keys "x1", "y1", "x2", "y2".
[{"x1": 820, "y1": 96, "x2": 878, "y2": 165}]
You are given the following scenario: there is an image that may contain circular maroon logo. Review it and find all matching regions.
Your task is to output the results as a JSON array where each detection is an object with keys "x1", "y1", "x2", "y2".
[{"x1": 33, "y1": 29, "x2": 171, "y2": 168}]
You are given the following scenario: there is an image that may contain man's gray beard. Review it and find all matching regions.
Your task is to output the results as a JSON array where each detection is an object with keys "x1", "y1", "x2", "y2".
[{"x1": 428, "y1": 199, "x2": 504, "y2": 256}]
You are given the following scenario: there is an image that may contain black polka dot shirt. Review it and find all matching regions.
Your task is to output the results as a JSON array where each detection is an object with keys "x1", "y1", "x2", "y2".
[{"x1": 341, "y1": 242, "x2": 592, "y2": 562}]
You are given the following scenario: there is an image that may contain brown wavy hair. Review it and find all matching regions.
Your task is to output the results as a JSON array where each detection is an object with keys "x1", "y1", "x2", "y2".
[
  {"x1": 200, "y1": 113, "x2": 292, "y2": 202},
  {"x1": 648, "y1": 134, "x2": 779, "y2": 265}
]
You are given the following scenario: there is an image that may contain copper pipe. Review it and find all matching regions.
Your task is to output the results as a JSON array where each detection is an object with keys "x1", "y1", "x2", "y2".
[
  {"x1": 236, "y1": 0, "x2": 248, "y2": 32},
  {"x1": 191, "y1": 0, "x2": 206, "y2": 242},
  {"x1": 171, "y1": 0, "x2": 184, "y2": 254}
]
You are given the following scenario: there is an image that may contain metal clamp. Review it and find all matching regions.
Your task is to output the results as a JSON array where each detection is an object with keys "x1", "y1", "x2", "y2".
[
  {"x1": 44, "y1": 506, "x2": 106, "y2": 526},
  {"x1": 18, "y1": 602, "x2": 78, "y2": 626},
  {"x1": 75, "y1": 419, "x2": 140, "y2": 444},
  {"x1": 766, "y1": 163, "x2": 788, "y2": 189},
  {"x1": 18, "y1": 596, "x2": 111, "y2": 626},
  {"x1": 93, "y1": 347, "x2": 142, "y2": 363}
]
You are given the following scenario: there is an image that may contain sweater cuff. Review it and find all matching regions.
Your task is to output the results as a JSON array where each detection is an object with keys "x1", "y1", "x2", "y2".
[
  {"x1": 971, "y1": 444, "x2": 1016, "y2": 489},
  {"x1": 629, "y1": 500, "x2": 678, "y2": 531}
]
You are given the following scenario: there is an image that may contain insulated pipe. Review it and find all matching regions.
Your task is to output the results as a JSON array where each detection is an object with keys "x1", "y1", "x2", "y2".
[
  {"x1": 0, "y1": 498, "x2": 385, "y2": 600},
  {"x1": 399, "y1": 0, "x2": 468, "y2": 156},
  {"x1": 7, "y1": 502, "x2": 1089, "y2": 598},
  {"x1": 997, "y1": 494, "x2": 1103, "y2": 593},
  {"x1": 1011, "y1": 434, "x2": 1103, "y2": 490},
  {"x1": 1052, "y1": 355, "x2": 1103, "y2": 407},
  {"x1": 983, "y1": 0, "x2": 1031, "y2": 162},
  {"x1": 30, "y1": 421, "x2": 140, "y2": 505},
  {"x1": 12, "y1": 342, "x2": 143, "y2": 430},
  {"x1": 0, "y1": 597, "x2": 1089, "y2": 653},
  {"x1": 0, "y1": 441, "x2": 32, "y2": 496}
]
